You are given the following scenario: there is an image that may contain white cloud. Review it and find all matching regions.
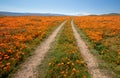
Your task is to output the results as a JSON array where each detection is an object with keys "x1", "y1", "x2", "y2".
[
  {"x1": 81, "y1": 12, "x2": 91, "y2": 15},
  {"x1": 78, "y1": 12, "x2": 91, "y2": 15},
  {"x1": 62, "y1": 12, "x2": 91, "y2": 16}
]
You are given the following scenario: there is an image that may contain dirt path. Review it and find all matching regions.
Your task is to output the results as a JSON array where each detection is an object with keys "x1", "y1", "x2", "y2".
[
  {"x1": 12, "y1": 21, "x2": 67, "y2": 78},
  {"x1": 71, "y1": 20, "x2": 110, "y2": 78}
]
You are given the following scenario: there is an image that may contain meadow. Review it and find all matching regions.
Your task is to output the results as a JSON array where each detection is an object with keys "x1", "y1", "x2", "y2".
[
  {"x1": 0, "y1": 15, "x2": 120, "y2": 78},
  {"x1": 0, "y1": 16, "x2": 68, "y2": 77},
  {"x1": 74, "y1": 16, "x2": 120, "y2": 77}
]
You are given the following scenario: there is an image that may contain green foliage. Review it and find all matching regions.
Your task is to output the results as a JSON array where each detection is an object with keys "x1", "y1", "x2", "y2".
[{"x1": 46, "y1": 21, "x2": 90, "y2": 78}]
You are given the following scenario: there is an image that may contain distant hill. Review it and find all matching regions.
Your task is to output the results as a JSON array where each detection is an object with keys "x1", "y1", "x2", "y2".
[
  {"x1": 0, "y1": 11, "x2": 66, "y2": 16},
  {"x1": 87, "y1": 14, "x2": 98, "y2": 16},
  {"x1": 0, "y1": 11, "x2": 120, "y2": 16},
  {"x1": 101, "y1": 13, "x2": 120, "y2": 16},
  {"x1": 86, "y1": 13, "x2": 120, "y2": 16}
]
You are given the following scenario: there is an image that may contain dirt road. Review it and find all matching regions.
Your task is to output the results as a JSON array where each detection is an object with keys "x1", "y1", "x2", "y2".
[
  {"x1": 71, "y1": 20, "x2": 110, "y2": 78},
  {"x1": 12, "y1": 21, "x2": 67, "y2": 78}
]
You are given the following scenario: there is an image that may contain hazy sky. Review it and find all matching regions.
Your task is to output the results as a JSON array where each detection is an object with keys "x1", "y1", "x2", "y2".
[{"x1": 0, "y1": 0, "x2": 120, "y2": 15}]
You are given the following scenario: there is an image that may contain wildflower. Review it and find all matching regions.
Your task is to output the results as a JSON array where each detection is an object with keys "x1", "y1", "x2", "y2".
[
  {"x1": 6, "y1": 63, "x2": 11, "y2": 66},
  {"x1": 72, "y1": 68, "x2": 77, "y2": 72},
  {"x1": 71, "y1": 63, "x2": 74, "y2": 66},
  {"x1": 48, "y1": 63, "x2": 51, "y2": 66},
  {"x1": 61, "y1": 62, "x2": 64, "y2": 65},
  {"x1": 67, "y1": 62, "x2": 70, "y2": 65},
  {"x1": 83, "y1": 75, "x2": 87, "y2": 78}
]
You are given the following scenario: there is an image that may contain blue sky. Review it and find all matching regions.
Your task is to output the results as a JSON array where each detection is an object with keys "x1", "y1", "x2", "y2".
[{"x1": 0, "y1": 0, "x2": 120, "y2": 15}]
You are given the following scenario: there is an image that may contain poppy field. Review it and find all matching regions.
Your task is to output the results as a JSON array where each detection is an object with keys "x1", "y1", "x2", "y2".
[
  {"x1": 0, "y1": 15, "x2": 120, "y2": 78},
  {"x1": 74, "y1": 16, "x2": 120, "y2": 77},
  {"x1": 45, "y1": 20, "x2": 90, "y2": 78},
  {"x1": 0, "y1": 16, "x2": 67, "y2": 77}
]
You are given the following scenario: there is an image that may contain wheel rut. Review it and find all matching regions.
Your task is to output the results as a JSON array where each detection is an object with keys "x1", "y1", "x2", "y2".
[
  {"x1": 71, "y1": 20, "x2": 110, "y2": 78},
  {"x1": 12, "y1": 21, "x2": 67, "y2": 78}
]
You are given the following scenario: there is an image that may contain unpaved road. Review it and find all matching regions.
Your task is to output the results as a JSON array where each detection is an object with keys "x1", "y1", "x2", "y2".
[
  {"x1": 71, "y1": 20, "x2": 110, "y2": 78},
  {"x1": 12, "y1": 21, "x2": 67, "y2": 78}
]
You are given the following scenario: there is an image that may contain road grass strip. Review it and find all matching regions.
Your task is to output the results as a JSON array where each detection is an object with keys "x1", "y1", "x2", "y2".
[
  {"x1": 0, "y1": 19, "x2": 64, "y2": 78},
  {"x1": 39, "y1": 20, "x2": 91, "y2": 78},
  {"x1": 73, "y1": 19, "x2": 116, "y2": 78}
]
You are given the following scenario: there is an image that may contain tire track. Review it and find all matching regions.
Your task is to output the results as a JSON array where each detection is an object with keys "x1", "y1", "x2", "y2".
[
  {"x1": 71, "y1": 20, "x2": 110, "y2": 78},
  {"x1": 12, "y1": 20, "x2": 67, "y2": 78}
]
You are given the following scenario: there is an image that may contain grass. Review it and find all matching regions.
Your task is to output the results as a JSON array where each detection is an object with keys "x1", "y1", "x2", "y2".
[
  {"x1": 38, "y1": 21, "x2": 65, "y2": 78},
  {"x1": 1, "y1": 21, "x2": 63, "y2": 78},
  {"x1": 73, "y1": 21, "x2": 119, "y2": 78},
  {"x1": 38, "y1": 20, "x2": 91, "y2": 78}
]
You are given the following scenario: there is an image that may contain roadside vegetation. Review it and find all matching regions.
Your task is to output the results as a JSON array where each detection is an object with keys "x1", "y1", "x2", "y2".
[
  {"x1": 1, "y1": 15, "x2": 120, "y2": 78},
  {"x1": 39, "y1": 20, "x2": 90, "y2": 78},
  {"x1": 0, "y1": 16, "x2": 67, "y2": 78},
  {"x1": 74, "y1": 16, "x2": 120, "y2": 78}
]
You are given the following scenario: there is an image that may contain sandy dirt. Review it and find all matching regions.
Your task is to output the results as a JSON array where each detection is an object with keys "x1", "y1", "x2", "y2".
[
  {"x1": 12, "y1": 21, "x2": 67, "y2": 78},
  {"x1": 71, "y1": 20, "x2": 110, "y2": 78}
]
